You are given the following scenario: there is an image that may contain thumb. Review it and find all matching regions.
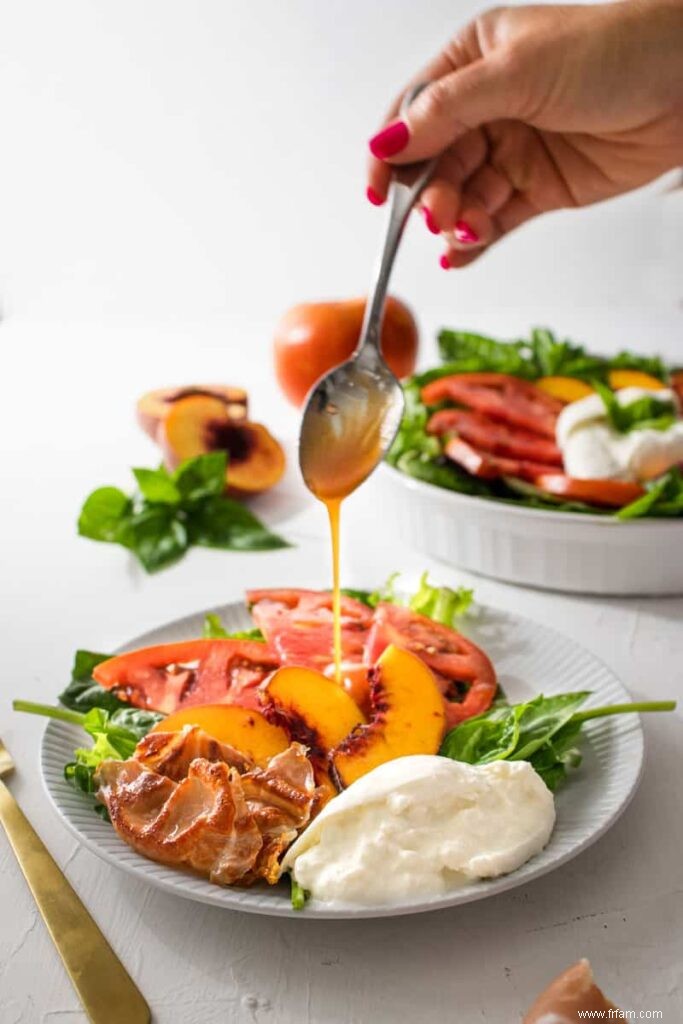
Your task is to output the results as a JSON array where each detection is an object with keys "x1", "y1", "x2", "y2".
[{"x1": 369, "y1": 58, "x2": 520, "y2": 163}]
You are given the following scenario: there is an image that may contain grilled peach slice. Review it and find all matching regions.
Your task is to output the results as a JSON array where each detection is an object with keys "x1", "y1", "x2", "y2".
[
  {"x1": 151, "y1": 704, "x2": 288, "y2": 767},
  {"x1": 261, "y1": 666, "x2": 365, "y2": 756},
  {"x1": 137, "y1": 385, "x2": 247, "y2": 439},
  {"x1": 331, "y1": 645, "x2": 446, "y2": 788},
  {"x1": 159, "y1": 394, "x2": 285, "y2": 497}
]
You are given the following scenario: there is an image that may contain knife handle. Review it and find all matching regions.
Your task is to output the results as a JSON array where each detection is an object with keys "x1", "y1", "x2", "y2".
[{"x1": 0, "y1": 780, "x2": 150, "y2": 1024}]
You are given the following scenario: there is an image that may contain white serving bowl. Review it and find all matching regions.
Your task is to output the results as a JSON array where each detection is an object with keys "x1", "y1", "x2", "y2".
[{"x1": 378, "y1": 463, "x2": 683, "y2": 595}]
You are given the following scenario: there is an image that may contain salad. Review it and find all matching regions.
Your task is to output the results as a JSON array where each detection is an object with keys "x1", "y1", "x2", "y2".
[
  {"x1": 15, "y1": 576, "x2": 674, "y2": 908},
  {"x1": 389, "y1": 327, "x2": 683, "y2": 517}
]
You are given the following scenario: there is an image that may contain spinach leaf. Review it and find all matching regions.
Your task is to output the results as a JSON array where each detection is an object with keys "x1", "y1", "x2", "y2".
[
  {"x1": 187, "y1": 496, "x2": 289, "y2": 551},
  {"x1": 203, "y1": 612, "x2": 265, "y2": 641},
  {"x1": 12, "y1": 701, "x2": 162, "y2": 810},
  {"x1": 79, "y1": 453, "x2": 291, "y2": 571},
  {"x1": 440, "y1": 693, "x2": 676, "y2": 789},
  {"x1": 59, "y1": 650, "x2": 122, "y2": 713}
]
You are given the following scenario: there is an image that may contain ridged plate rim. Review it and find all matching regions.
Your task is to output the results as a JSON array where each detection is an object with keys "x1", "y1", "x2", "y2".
[{"x1": 41, "y1": 599, "x2": 644, "y2": 919}]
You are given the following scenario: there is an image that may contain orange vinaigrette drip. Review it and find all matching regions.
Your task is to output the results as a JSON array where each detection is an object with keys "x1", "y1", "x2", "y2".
[
  {"x1": 300, "y1": 386, "x2": 390, "y2": 687},
  {"x1": 325, "y1": 497, "x2": 343, "y2": 684}
]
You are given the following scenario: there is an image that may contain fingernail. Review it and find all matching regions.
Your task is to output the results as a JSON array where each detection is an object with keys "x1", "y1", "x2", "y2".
[
  {"x1": 423, "y1": 207, "x2": 440, "y2": 235},
  {"x1": 439, "y1": 254, "x2": 452, "y2": 270},
  {"x1": 369, "y1": 120, "x2": 409, "y2": 160},
  {"x1": 454, "y1": 220, "x2": 480, "y2": 244},
  {"x1": 366, "y1": 186, "x2": 385, "y2": 207}
]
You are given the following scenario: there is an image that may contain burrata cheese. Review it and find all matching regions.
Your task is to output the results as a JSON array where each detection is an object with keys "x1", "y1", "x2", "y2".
[{"x1": 283, "y1": 755, "x2": 555, "y2": 905}]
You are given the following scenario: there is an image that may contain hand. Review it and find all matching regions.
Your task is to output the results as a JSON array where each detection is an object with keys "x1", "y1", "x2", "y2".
[{"x1": 366, "y1": 0, "x2": 683, "y2": 268}]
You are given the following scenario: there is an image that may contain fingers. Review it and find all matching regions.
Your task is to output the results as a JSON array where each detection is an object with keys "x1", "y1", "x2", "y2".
[
  {"x1": 369, "y1": 56, "x2": 518, "y2": 166},
  {"x1": 439, "y1": 190, "x2": 539, "y2": 270},
  {"x1": 418, "y1": 130, "x2": 488, "y2": 232}
]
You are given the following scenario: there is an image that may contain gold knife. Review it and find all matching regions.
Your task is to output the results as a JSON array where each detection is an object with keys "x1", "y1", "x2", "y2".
[{"x1": 0, "y1": 738, "x2": 150, "y2": 1024}]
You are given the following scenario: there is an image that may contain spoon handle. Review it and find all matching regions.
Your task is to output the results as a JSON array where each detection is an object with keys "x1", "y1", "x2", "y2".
[{"x1": 358, "y1": 84, "x2": 437, "y2": 358}]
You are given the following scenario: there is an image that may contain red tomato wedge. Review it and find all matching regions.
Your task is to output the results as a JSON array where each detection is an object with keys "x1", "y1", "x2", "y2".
[
  {"x1": 534, "y1": 474, "x2": 646, "y2": 508},
  {"x1": 428, "y1": 407, "x2": 563, "y2": 465},
  {"x1": 445, "y1": 436, "x2": 563, "y2": 482},
  {"x1": 246, "y1": 588, "x2": 373, "y2": 672},
  {"x1": 92, "y1": 639, "x2": 279, "y2": 714},
  {"x1": 364, "y1": 603, "x2": 498, "y2": 728},
  {"x1": 421, "y1": 373, "x2": 562, "y2": 439}
]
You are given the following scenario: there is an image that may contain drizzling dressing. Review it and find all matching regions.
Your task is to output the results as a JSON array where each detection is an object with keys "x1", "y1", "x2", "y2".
[{"x1": 299, "y1": 381, "x2": 396, "y2": 682}]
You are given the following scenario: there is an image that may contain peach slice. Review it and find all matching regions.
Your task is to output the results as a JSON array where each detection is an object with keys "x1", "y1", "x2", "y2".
[
  {"x1": 260, "y1": 666, "x2": 366, "y2": 756},
  {"x1": 159, "y1": 394, "x2": 286, "y2": 497},
  {"x1": 151, "y1": 704, "x2": 289, "y2": 767},
  {"x1": 137, "y1": 385, "x2": 247, "y2": 440},
  {"x1": 331, "y1": 645, "x2": 446, "y2": 789}
]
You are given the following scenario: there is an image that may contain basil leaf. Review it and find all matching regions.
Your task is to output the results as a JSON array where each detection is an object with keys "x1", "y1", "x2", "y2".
[
  {"x1": 607, "y1": 351, "x2": 667, "y2": 380},
  {"x1": 133, "y1": 466, "x2": 180, "y2": 505},
  {"x1": 437, "y1": 331, "x2": 535, "y2": 378},
  {"x1": 78, "y1": 487, "x2": 132, "y2": 542},
  {"x1": 339, "y1": 588, "x2": 376, "y2": 608},
  {"x1": 618, "y1": 468, "x2": 683, "y2": 520},
  {"x1": 187, "y1": 496, "x2": 289, "y2": 551},
  {"x1": 173, "y1": 452, "x2": 227, "y2": 504},
  {"x1": 118, "y1": 506, "x2": 188, "y2": 572}
]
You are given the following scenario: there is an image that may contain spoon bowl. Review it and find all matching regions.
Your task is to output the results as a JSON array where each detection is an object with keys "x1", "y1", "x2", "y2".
[{"x1": 299, "y1": 84, "x2": 436, "y2": 502}]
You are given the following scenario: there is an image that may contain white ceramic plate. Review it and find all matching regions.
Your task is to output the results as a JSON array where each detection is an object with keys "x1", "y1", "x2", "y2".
[
  {"x1": 41, "y1": 599, "x2": 643, "y2": 919},
  {"x1": 378, "y1": 462, "x2": 683, "y2": 595}
]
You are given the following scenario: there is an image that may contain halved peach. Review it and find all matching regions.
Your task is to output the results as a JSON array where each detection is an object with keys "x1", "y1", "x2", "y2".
[
  {"x1": 159, "y1": 394, "x2": 286, "y2": 497},
  {"x1": 137, "y1": 385, "x2": 247, "y2": 440},
  {"x1": 260, "y1": 666, "x2": 365, "y2": 756},
  {"x1": 331, "y1": 645, "x2": 446, "y2": 788},
  {"x1": 151, "y1": 704, "x2": 288, "y2": 766}
]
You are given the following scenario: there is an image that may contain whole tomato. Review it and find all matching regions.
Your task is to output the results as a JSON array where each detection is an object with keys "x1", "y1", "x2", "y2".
[{"x1": 273, "y1": 295, "x2": 419, "y2": 406}]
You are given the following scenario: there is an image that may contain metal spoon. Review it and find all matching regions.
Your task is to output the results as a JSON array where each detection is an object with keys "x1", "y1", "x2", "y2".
[{"x1": 299, "y1": 85, "x2": 437, "y2": 501}]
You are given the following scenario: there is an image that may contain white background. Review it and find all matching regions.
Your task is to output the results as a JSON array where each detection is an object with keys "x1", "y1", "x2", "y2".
[{"x1": 1, "y1": 2, "x2": 682, "y2": 1022}]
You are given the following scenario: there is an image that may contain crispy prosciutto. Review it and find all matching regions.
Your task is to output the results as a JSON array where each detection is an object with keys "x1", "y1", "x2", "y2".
[
  {"x1": 96, "y1": 730, "x2": 316, "y2": 886},
  {"x1": 134, "y1": 726, "x2": 251, "y2": 779}
]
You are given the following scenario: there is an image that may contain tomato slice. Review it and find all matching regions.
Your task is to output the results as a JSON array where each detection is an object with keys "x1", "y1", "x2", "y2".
[
  {"x1": 364, "y1": 603, "x2": 498, "y2": 728},
  {"x1": 246, "y1": 588, "x2": 373, "y2": 672},
  {"x1": 421, "y1": 373, "x2": 562, "y2": 439},
  {"x1": 93, "y1": 639, "x2": 279, "y2": 714},
  {"x1": 534, "y1": 474, "x2": 646, "y2": 508},
  {"x1": 445, "y1": 436, "x2": 563, "y2": 482},
  {"x1": 428, "y1": 408, "x2": 563, "y2": 465}
]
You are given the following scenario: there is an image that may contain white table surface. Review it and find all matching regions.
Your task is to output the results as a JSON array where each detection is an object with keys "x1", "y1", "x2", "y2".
[
  {"x1": 1, "y1": 320, "x2": 682, "y2": 1024},
  {"x1": 2, "y1": 1, "x2": 683, "y2": 1019}
]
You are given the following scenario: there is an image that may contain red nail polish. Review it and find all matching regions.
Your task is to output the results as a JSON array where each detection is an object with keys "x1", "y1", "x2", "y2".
[
  {"x1": 369, "y1": 120, "x2": 409, "y2": 160},
  {"x1": 439, "y1": 254, "x2": 452, "y2": 270},
  {"x1": 454, "y1": 220, "x2": 480, "y2": 244},
  {"x1": 423, "y1": 207, "x2": 440, "y2": 235},
  {"x1": 366, "y1": 186, "x2": 385, "y2": 207}
]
